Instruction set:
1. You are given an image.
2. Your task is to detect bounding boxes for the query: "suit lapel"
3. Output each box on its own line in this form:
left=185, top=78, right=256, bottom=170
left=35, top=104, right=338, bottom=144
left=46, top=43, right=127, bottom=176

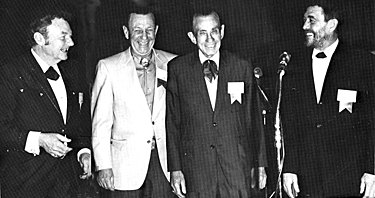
left=123, top=50, right=152, bottom=118
left=24, top=53, right=62, bottom=117
left=59, top=63, right=73, bottom=123
left=305, top=52, right=318, bottom=105
left=189, top=54, right=213, bottom=113
left=213, top=52, right=230, bottom=115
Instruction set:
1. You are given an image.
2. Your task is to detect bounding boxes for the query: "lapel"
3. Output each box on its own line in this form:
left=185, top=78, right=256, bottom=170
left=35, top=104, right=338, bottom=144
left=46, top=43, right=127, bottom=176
left=213, top=51, right=230, bottom=116
left=318, top=43, right=343, bottom=104
left=24, top=53, right=63, bottom=119
left=189, top=51, right=213, bottom=113
left=58, top=63, right=74, bottom=123
left=122, top=49, right=152, bottom=118
left=304, top=49, right=319, bottom=105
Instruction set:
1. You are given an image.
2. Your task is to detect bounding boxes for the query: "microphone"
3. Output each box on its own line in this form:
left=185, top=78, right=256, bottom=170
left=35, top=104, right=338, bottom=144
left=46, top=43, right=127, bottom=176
left=279, top=52, right=291, bottom=71
left=254, top=67, right=263, bottom=79
left=253, top=66, right=272, bottom=113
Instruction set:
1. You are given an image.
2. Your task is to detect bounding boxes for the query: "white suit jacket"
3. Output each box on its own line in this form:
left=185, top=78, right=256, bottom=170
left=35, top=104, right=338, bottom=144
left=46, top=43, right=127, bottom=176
left=91, top=48, right=177, bottom=190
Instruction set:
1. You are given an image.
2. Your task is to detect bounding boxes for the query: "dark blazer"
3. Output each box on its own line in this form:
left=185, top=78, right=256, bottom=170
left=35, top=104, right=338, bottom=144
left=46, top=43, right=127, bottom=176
left=282, top=43, right=375, bottom=197
left=166, top=50, right=267, bottom=195
left=0, top=51, right=91, bottom=198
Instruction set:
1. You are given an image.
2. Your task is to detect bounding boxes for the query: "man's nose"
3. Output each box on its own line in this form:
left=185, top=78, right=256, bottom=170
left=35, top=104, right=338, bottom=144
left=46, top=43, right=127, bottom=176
left=303, top=21, right=310, bottom=30
left=67, top=37, right=74, bottom=46
left=206, top=33, right=214, bottom=42
left=141, top=31, right=147, bottom=39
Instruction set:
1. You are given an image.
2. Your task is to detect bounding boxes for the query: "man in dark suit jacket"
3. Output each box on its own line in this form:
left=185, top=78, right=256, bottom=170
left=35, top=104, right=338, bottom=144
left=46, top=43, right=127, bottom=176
left=166, top=10, right=267, bottom=198
left=0, top=11, right=92, bottom=198
left=282, top=2, right=375, bottom=198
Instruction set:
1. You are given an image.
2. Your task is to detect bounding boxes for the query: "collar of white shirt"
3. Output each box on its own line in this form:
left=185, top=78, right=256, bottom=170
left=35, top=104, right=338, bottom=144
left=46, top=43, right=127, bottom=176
left=198, top=50, right=220, bottom=69
left=312, top=38, right=339, bottom=59
left=31, top=49, right=61, bottom=75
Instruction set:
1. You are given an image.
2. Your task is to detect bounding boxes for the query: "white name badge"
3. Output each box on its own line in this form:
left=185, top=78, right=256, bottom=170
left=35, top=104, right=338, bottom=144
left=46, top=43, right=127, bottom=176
left=228, top=82, right=244, bottom=104
left=337, top=89, right=357, bottom=113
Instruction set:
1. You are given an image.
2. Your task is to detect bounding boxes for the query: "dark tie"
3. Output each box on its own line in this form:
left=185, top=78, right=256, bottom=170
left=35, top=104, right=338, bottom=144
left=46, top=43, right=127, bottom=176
left=45, top=66, right=60, bottom=80
left=316, top=52, right=327, bottom=58
left=203, top=60, right=218, bottom=83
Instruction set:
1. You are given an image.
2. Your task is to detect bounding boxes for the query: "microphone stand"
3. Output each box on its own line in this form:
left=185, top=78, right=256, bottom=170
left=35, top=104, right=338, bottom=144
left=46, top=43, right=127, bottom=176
left=274, top=68, right=285, bottom=198
left=255, top=78, right=272, bottom=126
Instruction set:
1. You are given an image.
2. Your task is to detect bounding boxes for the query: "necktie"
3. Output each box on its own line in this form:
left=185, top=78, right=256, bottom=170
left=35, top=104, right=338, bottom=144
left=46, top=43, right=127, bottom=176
left=316, top=52, right=327, bottom=58
left=45, top=66, right=60, bottom=80
left=203, top=60, right=218, bottom=83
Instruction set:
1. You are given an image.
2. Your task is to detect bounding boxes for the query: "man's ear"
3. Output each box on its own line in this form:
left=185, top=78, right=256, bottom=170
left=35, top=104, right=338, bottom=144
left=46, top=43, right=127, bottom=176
left=34, top=32, right=46, bottom=45
left=328, top=19, right=338, bottom=33
left=220, top=24, right=225, bottom=39
left=187, top=32, right=197, bottom=45
left=122, top=25, right=129, bottom=40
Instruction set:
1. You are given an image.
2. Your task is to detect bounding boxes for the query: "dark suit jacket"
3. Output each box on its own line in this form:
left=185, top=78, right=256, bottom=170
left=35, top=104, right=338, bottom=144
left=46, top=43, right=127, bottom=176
left=166, top=50, right=267, bottom=194
left=0, top=51, right=91, bottom=197
left=282, top=43, right=375, bottom=197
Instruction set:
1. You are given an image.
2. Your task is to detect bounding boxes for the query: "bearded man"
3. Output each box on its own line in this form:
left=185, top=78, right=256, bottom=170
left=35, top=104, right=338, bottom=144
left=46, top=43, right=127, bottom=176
left=281, top=1, right=375, bottom=198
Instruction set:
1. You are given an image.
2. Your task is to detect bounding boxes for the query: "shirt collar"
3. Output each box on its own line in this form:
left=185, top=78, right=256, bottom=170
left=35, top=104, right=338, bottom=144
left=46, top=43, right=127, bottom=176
left=31, top=49, right=59, bottom=73
left=132, top=48, right=154, bottom=63
left=199, top=50, right=220, bottom=68
left=312, top=38, right=339, bottom=59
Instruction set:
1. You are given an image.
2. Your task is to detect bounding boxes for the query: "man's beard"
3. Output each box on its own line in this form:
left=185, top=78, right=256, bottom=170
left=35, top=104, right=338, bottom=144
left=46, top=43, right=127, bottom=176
left=304, top=30, right=327, bottom=49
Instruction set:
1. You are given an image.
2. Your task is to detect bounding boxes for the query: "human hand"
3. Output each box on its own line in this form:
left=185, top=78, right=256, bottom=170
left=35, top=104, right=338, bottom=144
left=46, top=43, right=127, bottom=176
left=259, top=167, right=267, bottom=189
left=79, top=152, right=92, bottom=179
left=171, top=171, right=186, bottom=198
left=360, top=173, right=375, bottom=198
left=251, top=167, right=267, bottom=189
left=283, top=173, right=300, bottom=198
left=39, top=133, right=72, bottom=158
left=97, top=168, right=115, bottom=191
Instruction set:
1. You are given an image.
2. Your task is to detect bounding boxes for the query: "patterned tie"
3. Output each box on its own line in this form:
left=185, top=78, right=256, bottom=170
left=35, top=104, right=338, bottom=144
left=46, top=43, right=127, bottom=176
left=203, top=60, right=218, bottom=83
left=45, top=66, right=60, bottom=80
left=316, top=52, right=327, bottom=58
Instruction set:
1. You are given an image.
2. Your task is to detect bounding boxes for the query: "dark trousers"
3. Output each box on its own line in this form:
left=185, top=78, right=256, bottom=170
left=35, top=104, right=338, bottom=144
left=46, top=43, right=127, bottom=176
left=1, top=157, right=72, bottom=198
left=186, top=157, right=250, bottom=198
left=2, top=169, right=71, bottom=198
left=110, top=149, right=176, bottom=198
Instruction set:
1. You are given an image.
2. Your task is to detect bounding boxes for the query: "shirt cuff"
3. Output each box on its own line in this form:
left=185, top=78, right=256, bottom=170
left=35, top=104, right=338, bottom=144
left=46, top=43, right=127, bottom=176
left=77, top=148, right=91, bottom=162
left=24, top=131, right=41, bottom=156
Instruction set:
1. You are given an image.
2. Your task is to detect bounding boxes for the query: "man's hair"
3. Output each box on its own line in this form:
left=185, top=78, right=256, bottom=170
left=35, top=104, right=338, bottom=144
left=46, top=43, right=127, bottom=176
left=126, top=7, right=156, bottom=29
left=312, top=0, right=341, bottom=33
left=314, top=0, right=340, bottom=22
left=28, top=10, right=72, bottom=47
left=192, top=11, right=221, bottom=36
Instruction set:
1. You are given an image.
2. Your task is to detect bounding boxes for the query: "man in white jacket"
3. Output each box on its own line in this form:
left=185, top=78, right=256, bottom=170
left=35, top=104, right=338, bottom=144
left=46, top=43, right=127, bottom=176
left=91, top=8, right=177, bottom=198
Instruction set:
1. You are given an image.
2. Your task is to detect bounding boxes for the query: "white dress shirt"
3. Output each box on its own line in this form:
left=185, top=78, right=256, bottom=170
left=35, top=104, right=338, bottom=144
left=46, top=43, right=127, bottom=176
left=312, top=39, right=339, bottom=103
left=199, top=50, right=220, bottom=111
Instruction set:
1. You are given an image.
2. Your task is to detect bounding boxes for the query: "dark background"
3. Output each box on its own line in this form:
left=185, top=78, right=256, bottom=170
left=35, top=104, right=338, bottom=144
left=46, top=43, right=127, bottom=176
left=1, top=0, right=374, bottom=196
left=1, top=0, right=374, bottom=83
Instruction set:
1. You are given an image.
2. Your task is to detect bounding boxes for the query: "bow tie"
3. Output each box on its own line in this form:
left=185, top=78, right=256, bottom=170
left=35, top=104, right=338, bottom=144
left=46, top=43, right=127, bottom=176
left=316, top=52, right=327, bottom=58
left=202, top=60, right=218, bottom=83
left=45, top=66, right=60, bottom=80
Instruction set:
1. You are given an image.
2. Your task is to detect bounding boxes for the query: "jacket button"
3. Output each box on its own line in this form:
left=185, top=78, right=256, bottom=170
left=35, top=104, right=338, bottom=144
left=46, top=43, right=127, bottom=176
left=152, top=121, right=155, bottom=125
left=147, top=140, right=151, bottom=143
left=213, top=123, right=217, bottom=127
left=317, top=124, right=322, bottom=128
left=210, top=145, right=215, bottom=149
